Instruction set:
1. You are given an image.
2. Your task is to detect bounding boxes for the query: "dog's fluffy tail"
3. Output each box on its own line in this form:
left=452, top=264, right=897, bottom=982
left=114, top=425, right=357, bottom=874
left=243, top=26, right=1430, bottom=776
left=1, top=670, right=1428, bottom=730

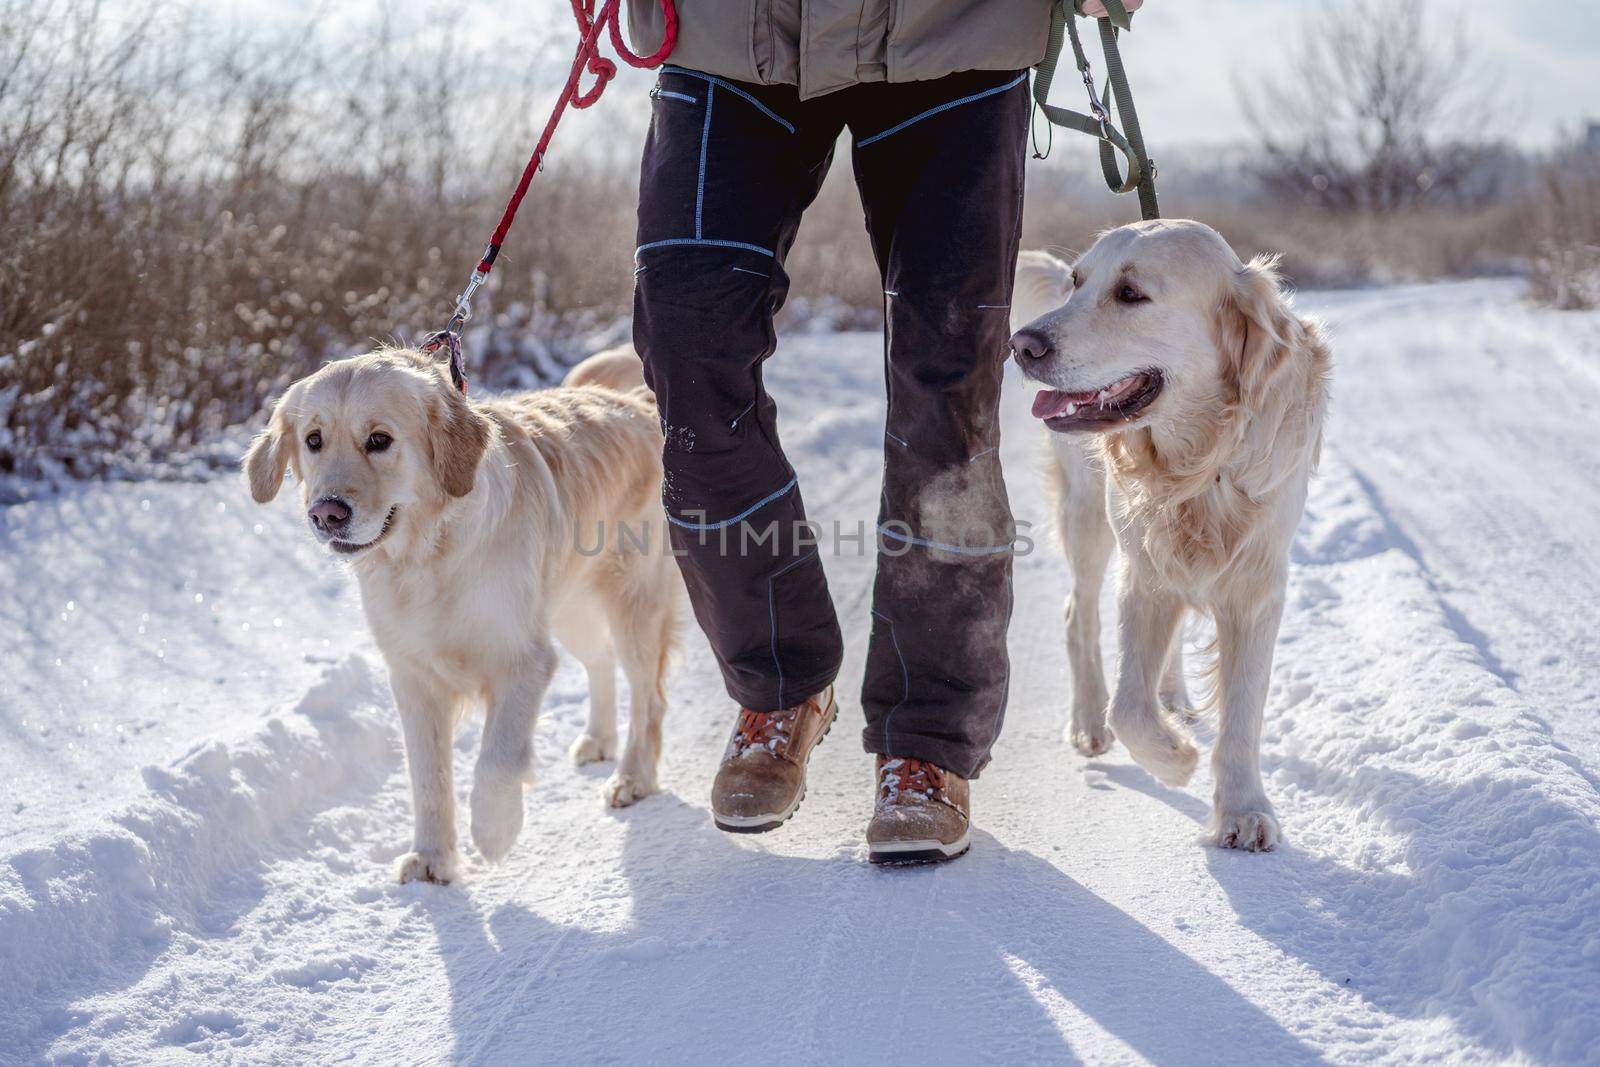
left=562, top=343, right=650, bottom=397
left=1011, top=250, right=1073, bottom=333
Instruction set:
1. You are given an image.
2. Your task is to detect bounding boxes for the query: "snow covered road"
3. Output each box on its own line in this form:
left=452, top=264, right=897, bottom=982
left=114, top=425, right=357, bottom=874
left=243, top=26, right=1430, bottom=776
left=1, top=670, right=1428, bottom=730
left=3, top=280, right=1598, bottom=1064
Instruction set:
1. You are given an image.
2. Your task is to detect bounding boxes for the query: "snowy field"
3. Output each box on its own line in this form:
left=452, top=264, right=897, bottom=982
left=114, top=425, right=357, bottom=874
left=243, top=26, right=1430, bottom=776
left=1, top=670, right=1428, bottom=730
left=3, top=279, right=1599, bottom=1064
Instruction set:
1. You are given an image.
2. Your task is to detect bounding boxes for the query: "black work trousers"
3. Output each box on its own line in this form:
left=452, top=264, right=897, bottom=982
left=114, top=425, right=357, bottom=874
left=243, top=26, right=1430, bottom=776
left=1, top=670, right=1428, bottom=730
left=634, top=64, right=1028, bottom=778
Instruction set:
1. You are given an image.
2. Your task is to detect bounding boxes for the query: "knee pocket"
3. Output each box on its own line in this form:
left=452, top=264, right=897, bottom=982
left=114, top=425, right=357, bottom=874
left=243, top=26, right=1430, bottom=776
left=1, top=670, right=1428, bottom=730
left=636, top=247, right=776, bottom=316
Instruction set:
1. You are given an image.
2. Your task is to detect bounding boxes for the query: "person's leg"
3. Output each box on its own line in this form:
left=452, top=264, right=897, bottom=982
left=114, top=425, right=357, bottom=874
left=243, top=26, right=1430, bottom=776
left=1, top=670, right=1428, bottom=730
left=848, top=69, right=1031, bottom=780
left=633, top=68, right=846, bottom=712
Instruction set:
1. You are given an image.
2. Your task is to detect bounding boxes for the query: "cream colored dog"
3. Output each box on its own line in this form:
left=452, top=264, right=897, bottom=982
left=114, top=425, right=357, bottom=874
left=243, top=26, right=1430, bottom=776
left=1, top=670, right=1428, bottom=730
left=244, top=347, right=678, bottom=883
left=561, top=342, right=646, bottom=392
left=1010, top=220, right=1331, bottom=851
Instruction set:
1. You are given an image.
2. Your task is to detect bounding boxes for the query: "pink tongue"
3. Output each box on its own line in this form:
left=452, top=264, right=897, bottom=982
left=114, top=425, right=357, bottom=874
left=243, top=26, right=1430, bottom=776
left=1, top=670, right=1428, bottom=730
left=1032, top=391, right=1065, bottom=419
left=1033, top=390, right=1087, bottom=419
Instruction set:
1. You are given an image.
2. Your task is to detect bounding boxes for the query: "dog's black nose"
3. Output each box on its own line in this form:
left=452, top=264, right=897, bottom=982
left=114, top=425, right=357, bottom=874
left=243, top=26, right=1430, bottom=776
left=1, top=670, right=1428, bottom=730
left=1010, top=329, right=1055, bottom=362
left=309, top=498, right=352, bottom=533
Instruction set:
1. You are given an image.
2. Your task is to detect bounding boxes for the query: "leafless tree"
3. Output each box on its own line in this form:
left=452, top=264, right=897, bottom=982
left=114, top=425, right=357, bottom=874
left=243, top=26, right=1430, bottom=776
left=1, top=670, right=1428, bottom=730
left=1239, top=0, right=1504, bottom=212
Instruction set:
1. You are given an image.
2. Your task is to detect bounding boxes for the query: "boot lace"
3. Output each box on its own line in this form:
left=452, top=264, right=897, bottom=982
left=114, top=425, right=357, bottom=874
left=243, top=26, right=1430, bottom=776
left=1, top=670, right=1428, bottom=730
left=732, top=706, right=798, bottom=757
left=879, top=757, right=947, bottom=804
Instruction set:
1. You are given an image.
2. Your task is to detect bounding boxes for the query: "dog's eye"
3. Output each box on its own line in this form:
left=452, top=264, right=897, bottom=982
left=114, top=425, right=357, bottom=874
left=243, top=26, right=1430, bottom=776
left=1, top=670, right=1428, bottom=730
left=1116, top=283, right=1148, bottom=305
left=305, top=430, right=322, bottom=452
left=1071, top=270, right=1083, bottom=289
left=366, top=431, right=393, bottom=454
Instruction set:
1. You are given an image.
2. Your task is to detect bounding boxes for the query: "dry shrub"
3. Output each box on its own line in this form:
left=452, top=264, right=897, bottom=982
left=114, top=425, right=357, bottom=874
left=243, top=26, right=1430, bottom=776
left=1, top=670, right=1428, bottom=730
left=781, top=162, right=884, bottom=332
left=2, top=0, right=1587, bottom=493
left=1523, top=141, right=1600, bottom=310
left=1019, top=145, right=1533, bottom=291
left=0, top=0, right=641, bottom=484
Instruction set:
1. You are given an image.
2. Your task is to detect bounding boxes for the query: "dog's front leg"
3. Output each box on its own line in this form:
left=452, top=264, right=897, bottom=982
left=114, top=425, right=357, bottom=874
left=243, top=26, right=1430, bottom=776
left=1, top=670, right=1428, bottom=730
left=392, top=670, right=460, bottom=884
left=1107, top=574, right=1198, bottom=787
left=1058, top=458, right=1116, bottom=757
left=1210, top=589, right=1286, bottom=851
left=470, top=641, right=558, bottom=863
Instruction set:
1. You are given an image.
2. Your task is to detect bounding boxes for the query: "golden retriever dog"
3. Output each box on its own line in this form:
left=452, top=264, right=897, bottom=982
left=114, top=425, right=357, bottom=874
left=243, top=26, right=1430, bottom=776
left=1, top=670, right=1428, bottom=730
left=244, top=347, right=679, bottom=883
left=1010, top=220, right=1331, bottom=851
left=562, top=342, right=647, bottom=393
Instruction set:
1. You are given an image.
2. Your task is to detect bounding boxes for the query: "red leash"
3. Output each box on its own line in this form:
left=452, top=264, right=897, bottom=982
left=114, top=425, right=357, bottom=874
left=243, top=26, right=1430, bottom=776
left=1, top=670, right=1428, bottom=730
left=422, top=0, right=678, bottom=392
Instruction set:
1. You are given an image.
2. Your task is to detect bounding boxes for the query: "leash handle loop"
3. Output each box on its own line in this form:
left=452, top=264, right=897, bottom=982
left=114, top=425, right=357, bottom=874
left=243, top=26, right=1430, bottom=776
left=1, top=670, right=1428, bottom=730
left=1033, top=0, right=1160, bottom=220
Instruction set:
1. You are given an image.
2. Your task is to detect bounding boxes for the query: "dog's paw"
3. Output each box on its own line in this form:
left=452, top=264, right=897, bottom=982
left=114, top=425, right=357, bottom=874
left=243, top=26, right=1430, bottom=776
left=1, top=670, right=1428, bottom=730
left=1213, top=808, right=1281, bottom=852
left=470, top=770, right=526, bottom=863
left=602, top=769, right=659, bottom=808
left=1162, top=690, right=1201, bottom=722
left=396, top=848, right=460, bottom=885
left=1110, top=706, right=1198, bottom=787
left=1067, top=721, right=1116, bottom=758
left=569, top=732, right=616, bottom=766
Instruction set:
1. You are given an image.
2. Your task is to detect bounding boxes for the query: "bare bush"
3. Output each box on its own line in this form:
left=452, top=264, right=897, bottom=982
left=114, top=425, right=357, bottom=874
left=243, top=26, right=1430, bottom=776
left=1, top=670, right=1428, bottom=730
left=1239, top=0, right=1506, bottom=213
left=1, top=0, right=1584, bottom=492
left=781, top=161, right=884, bottom=332
left=1524, top=136, right=1600, bottom=310
left=0, top=0, right=639, bottom=485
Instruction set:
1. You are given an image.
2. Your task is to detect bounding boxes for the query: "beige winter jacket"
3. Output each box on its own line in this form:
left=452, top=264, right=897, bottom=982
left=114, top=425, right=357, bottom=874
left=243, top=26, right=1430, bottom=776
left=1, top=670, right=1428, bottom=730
left=627, top=0, right=1055, bottom=100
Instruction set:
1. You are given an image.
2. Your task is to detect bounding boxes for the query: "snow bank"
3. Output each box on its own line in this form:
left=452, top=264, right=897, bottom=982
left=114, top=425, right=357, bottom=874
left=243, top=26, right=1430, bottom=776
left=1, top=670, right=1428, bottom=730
left=0, top=476, right=377, bottom=851
left=1255, top=448, right=1600, bottom=1062
left=0, top=656, right=398, bottom=1052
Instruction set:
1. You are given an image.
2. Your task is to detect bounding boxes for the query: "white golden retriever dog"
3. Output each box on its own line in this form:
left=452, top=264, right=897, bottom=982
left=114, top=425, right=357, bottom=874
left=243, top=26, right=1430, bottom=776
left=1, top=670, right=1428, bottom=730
left=245, top=347, right=678, bottom=883
left=1010, top=220, right=1331, bottom=851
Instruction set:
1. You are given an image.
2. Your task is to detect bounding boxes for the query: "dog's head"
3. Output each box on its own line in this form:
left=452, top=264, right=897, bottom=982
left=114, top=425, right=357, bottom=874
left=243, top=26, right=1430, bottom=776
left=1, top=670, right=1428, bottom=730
left=1011, top=219, right=1298, bottom=436
left=243, top=349, right=490, bottom=559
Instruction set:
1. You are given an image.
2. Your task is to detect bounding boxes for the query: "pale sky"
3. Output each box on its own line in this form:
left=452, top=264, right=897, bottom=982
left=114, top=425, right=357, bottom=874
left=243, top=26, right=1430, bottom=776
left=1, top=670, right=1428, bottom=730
left=210, top=1, right=1600, bottom=148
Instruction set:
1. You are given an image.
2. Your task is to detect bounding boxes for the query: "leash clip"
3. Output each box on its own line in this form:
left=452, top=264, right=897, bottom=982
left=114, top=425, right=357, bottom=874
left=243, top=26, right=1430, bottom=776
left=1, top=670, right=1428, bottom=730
left=421, top=268, right=486, bottom=395
left=449, top=269, right=488, bottom=329
left=1077, top=59, right=1111, bottom=140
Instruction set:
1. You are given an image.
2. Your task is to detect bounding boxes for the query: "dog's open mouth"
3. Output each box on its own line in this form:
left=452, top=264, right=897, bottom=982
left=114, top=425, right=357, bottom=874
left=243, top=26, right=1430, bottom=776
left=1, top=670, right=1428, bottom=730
left=329, top=507, right=399, bottom=555
left=1030, top=371, right=1163, bottom=432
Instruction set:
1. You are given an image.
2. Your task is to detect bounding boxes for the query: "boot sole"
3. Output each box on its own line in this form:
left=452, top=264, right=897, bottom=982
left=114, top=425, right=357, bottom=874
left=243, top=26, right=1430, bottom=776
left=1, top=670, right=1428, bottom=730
left=868, top=829, right=972, bottom=866
left=712, top=694, right=837, bottom=835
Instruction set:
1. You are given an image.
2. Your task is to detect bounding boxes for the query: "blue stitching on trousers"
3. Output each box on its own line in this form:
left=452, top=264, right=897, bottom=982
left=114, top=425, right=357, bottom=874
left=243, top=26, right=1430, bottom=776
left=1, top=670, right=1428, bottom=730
left=769, top=549, right=819, bottom=708
left=666, top=476, right=797, bottom=530
left=872, top=609, right=911, bottom=753
left=635, top=238, right=776, bottom=260
left=695, top=84, right=715, bottom=239
left=878, top=524, right=1016, bottom=556
left=663, top=66, right=796, bottom=132
left=651, top=87, right=698, bottom=104
left=856, top=72, right=1029, bottom=147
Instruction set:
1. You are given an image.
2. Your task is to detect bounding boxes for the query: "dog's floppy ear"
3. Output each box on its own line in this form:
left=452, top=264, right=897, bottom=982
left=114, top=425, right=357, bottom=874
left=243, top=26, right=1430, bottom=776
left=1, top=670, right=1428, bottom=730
left=1011, top=249, right=1074, bottom=329
left=243, top=395, right=293, bottom=503
left=1217, top=254, right=1298, bottom=407
left=427, top=372, right=491, bottom=498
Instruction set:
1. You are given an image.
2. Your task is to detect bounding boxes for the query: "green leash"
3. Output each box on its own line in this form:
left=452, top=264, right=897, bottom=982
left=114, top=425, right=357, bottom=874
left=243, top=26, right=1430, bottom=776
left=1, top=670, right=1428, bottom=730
left=1032, top=0, right=1161, bottom=221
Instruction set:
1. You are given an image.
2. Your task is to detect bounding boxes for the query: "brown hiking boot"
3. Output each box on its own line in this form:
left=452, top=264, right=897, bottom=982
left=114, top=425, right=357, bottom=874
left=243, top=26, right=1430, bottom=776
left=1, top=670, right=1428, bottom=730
left=867, top=756, right=971, bottom=865
left=711, top=686, right=837, bottom=833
